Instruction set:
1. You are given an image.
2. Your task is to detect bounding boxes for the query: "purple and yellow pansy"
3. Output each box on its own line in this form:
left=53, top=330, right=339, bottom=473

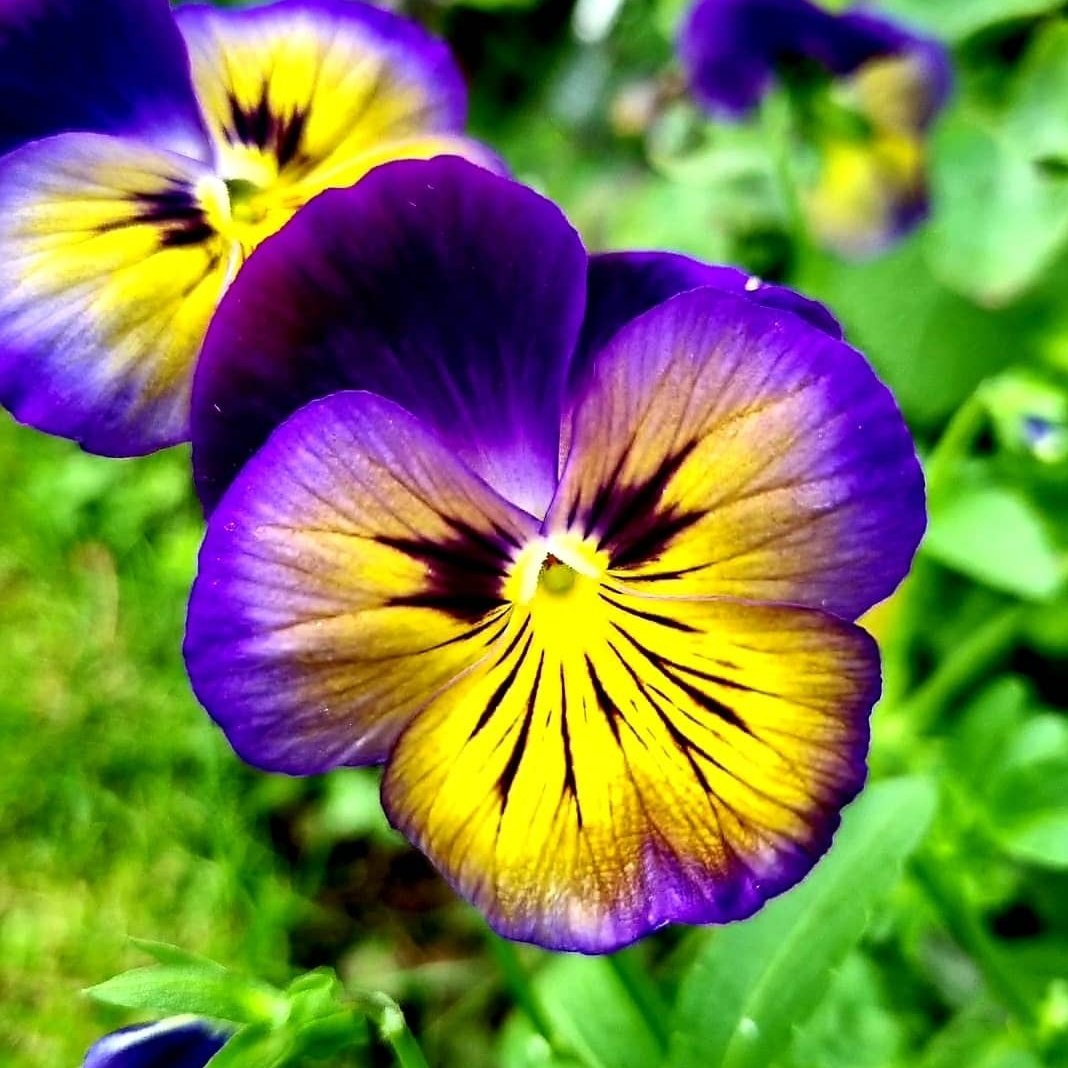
left=84, top=1017, right=227, bottom=1068
left=184, top=157, right=925, bottom=952
left=0, top=0, right=481, bottom=455
left=678, top=0, right=951, bottom=256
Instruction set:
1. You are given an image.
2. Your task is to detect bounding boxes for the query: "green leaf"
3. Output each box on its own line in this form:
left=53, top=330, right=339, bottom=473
left=205, top=1026, right=294, bottom=1068
left=797, top=238, right=1024, bottom=430
left=1007, top=20, right=1068, bottom=163
left=86, top=965, right=286, bottom=1025
left=872, top=0, right=1062, bottom=42
left=924, top=474, right=1064, bottom=600
left=783, top=954, right=905, bottom=1068
left=128, top=939, right=227, bottom=971
left=667, top=777, right=937, bottom=1068
left=499, top=956, right=664, bottom=1068
left=925, top=115, right=1068, bottom=305
left=988, top=714, right=1068, bottom=868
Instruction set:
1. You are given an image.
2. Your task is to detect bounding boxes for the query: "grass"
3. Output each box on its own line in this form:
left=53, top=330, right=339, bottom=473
left=0, top=420, right=299, bottom=1065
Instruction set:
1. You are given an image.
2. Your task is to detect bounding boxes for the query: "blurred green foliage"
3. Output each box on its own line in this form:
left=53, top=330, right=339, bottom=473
left=5, top=0, right=1068, bottom=1065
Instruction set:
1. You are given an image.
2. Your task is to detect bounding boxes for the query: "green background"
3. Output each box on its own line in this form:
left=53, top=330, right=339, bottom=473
left=3, top=0, right=1068, bottom=1064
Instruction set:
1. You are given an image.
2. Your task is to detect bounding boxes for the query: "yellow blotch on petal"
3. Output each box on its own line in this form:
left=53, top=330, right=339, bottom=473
left=804, top=132, right=924, bottom=258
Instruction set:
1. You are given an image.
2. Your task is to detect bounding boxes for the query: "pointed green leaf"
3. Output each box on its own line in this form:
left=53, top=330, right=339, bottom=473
left=667, top=777, right=937, bottom=1068
left=86, top=965, right=286, bottom=1025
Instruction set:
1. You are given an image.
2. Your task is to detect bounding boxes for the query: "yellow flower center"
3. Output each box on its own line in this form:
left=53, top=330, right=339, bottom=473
left=503, top=534, right=612, bottom=647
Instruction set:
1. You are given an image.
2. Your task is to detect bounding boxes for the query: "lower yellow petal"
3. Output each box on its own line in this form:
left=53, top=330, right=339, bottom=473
left=382, top=558, right=879, bottom=951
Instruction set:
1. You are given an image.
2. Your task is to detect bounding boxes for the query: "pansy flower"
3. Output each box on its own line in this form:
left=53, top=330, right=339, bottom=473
left=678, top=0, right=951, bottom=256
left=185, top=157, right=925, bottom=952
left=0, top=0, right=481, bottom=455
left=84, top=1017, right=227, bottom=1068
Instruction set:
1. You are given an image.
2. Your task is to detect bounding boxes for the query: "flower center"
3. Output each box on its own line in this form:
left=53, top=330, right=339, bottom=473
left=539, top=555, right=578, bottom=596
left=502, top=534, right=612, bottom=646
left=225, top=177, right=272, bottom=226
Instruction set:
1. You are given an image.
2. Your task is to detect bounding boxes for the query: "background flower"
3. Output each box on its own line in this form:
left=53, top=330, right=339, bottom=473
left=678, top=0, right=951, bottom=255
left=0, top=0, right=482, bottom=455
left=83, top=1018, right=227, bottom=1068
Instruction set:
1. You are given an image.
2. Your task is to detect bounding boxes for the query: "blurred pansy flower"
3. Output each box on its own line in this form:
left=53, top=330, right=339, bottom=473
left=0, top=0, right=481, bottom=455
left=184, top=157, right=925, bottom=952
left=678, top=0, right=951, bottom=256
left=84, top=1017, right=227, bottom=1068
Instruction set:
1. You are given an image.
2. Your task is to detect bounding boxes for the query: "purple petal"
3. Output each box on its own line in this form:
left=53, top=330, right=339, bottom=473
left=191, top=156, right=586, bottom=517
left=0, top=0, right=208, bottom=160
left=679, top=0, right=950, bottom=124
left=84, top=1018, right=226, bottom=1068
left=547, top=286, right=926, bottom=620
left=572, top=250, right=840, bottom=398
left=185, top=390, right=538, bottom=775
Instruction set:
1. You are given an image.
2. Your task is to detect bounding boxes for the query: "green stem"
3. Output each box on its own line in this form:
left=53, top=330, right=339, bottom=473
left=894, top=605, right=1024, bottom=733
left=486, top=935, right=557, bottom=1046
left=606, top=950, right=670, bottom=1053
left=761, top=90, right=811, bottom=253
left=925, top=387, right=988, bottom=505
left=912, top=853, right=1036, bottom=1028
left=355, top=992, right=431, bottom=1068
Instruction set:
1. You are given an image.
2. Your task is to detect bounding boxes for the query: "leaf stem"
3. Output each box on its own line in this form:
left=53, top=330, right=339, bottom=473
left=606, top=950, right=670, bottom=1053
left=761, top=90, right=814, bottom=261
left=893, top=604, right=1024, bottom=733
left=354, top=991, right=431, bottom=1068
left=925, top=386, right=988, bottom=505
left=486, top=934, right=557, bottom=1044
left=911, top=852, right=1036, bottom=1028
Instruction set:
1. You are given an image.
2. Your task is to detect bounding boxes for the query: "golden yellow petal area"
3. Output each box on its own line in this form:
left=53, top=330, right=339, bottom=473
left=804, top=132, right=925, bottom=258
left=848, top=52, right=935, bottom=135
left=176, top=4, right=480, bottom=255
left=382, top=532, right=879, bottom=951
left=0, top=131, right=236, bottom=452
left=186, top=393, right=541, bottom=772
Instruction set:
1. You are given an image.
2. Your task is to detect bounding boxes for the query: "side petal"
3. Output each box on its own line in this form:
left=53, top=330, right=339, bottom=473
left=382, top=592, right=878, bottom=952
left=546, top=287, right=925, bottom=620
left=0, top=0, right=208, bottom=160
left=804, top=133, right=928, bottom=259
left=0, top=133, right=234, bottom=455
left=185, top=391, right=539, bottom=775
left=572, top=250, right=841, bottom=399
left=678, top=0, right=834, bottom=118
left=84, top=1017, right=227, bottom=1068
left=678, top=0, right=950, bottom=125
left=175, top=0, right=471, bottom=226
left=191, top=157, right=586, bottom=516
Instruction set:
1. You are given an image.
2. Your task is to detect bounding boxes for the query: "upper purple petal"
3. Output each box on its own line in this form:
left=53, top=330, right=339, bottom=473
left=679, top=0, right=950, bottom=124
left=191, top=156, right=587, bottom=518
left=0, top=0, right=209, bottom=160
left=84, top=1018, right=227, bottom=1068
left=572, top=250, right=840, bottom=399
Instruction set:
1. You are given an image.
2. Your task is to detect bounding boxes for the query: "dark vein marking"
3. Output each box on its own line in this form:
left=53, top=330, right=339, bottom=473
left=609, top=623, right=752, bottom=735
left=469, top=622, right=532, bottom=739
left=498, top=652, right=545, bottom=806
left=99, top=183, right=217, bottom=250
left=559, top=664, right=583, bottom=828
left=585, top=654, right=624, bottom=745
left=378, top=515, right=515, bottom=623
left=574, top=439, right=705, bottom=571
left=598, top=592, right=701, bottom=632
left=226, top=86, right=309, bottom=170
